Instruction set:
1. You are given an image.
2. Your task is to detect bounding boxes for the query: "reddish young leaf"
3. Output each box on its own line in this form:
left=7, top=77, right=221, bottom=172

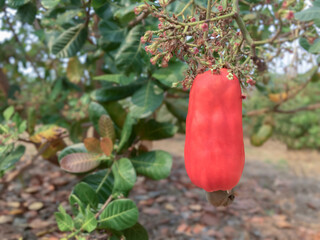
left=100, top=137, right=113, bottom=156
left=98, top=115, right=115, bottom=141
left=60, top=153, right=101, bottom=173
left=84, top=137, right=102, bottom=154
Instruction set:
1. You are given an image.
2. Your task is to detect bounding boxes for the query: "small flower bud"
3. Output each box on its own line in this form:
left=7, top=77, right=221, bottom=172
left=191, top=17, right=196, bottom=22
left=218, top=5, right=223, bottom=12
left=134, top=7, right=141, bottom=15
left=145, top=42, right=158, bottom=55
left=241, top=94, right=247, bottom=99
left=201, top=23, right=209, bottom=32
left=150, top=54, right=161, bottom=65
left=193, top=47, right=199, bottom=54
left=286, top=10, right=294, bottom=20
left=163, top=52, right=173, bottom=62
left=282, top=1, right=287, bottom=8
left=161, top=59, right=168, bottom=68
left=134, top=4, right=147, bottom=15
left=140, top=36, right=146, bottom=44
left=246, top=78, right=256, bottom=86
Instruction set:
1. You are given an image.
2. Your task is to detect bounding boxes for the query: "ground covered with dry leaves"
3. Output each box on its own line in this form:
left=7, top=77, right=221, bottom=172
left=1, top=135, right=320, bottom=240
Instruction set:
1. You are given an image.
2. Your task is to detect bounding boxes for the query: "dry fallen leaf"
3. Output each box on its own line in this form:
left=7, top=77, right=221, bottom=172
left=192, top=223, right=205, bottom=234
left=189, top=204, right=202, bottom=211
left=0, top=215, right=14, bottom=224
left=28, top=202, right=44, bottom=211
left=142, top=208, right=161, bottom=215
left=29, top=219, right=51, bottom=229
left=176, top=223, right=188, bottom=233
left=164, top=203, right=175, bottom=212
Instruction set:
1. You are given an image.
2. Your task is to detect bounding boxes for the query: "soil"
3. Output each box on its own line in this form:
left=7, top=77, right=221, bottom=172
left=1, top=135, right=320, bottom=240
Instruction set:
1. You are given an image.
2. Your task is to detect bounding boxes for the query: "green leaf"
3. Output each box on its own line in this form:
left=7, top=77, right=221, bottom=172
left=69, top=121, right=85, bottom=143
left=69, top=194, right=85, bottom=216
left=88, top=102, right=108, bottom=134
left=135, top=119, right=177, bottom=140
left=115, top=25, right=143, bottom=74
left=314, top=0, right=320, bottom=7
left=169, top=0, right=192, bottom=16
left=299, top=37, right=311, bottom=51
left=165, top=98, right=188, bottom=121
left=51, top=24, right=88, bottom=58
left=99, top=20, right=127, bottom=43
left=17, top=2, right=37, bottom=24
left=295, top=7, right=320, bottom=21
left=130, top=150, right=172, bottom=180
left=54, top=205, right=74, bottom=232
left=0, top=145, right=25, bottom=175
left=99, top=199, right=138, bottom=231
left=3, top=106, right=14, bottom=121
left=153, top=61, right=188, bottom=87
left=74, top=182, right=99, bottom=208
left=91, top=83, right=142, bottom=103
left=82, top=169, right=114, bottom=203
left=42, top=0, right=60, bottom=9
left=67, top=57, right=83, bottom=83
left=129, top=80, right=164, bottom=118
left=123, top=223, right=149, bottom=240
left=102, top=101, right=127, bottom=128
left=18, top=120, right=27, bottom=134
left=56, top=10, right=82, bottom=25
left=93, top=74, right=135, bottom=85
left=8, top=0, right=30, bottom=8
left=81, top=206, right=97, bottom=233
left=314, top=18, right=320, bottom=27
left=118, top=114, right=136, bottom=152
left=113, top=4, right=138, bottom=25
left=92, top=0, right=112, bottom=20
left=221, top=0, right=227, bottom=10
left=58, top=143, right=87, bottom=162
left=112, top=158, right=136, bottom=193
left=60, top=153, right=101, bottom=173
left=308, top=39, right=320, bottom=53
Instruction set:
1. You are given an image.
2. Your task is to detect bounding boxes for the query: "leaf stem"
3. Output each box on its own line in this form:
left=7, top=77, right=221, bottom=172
left=176, top=0, right=194, bottom=17
left=95, top=195, right=113, bottom=219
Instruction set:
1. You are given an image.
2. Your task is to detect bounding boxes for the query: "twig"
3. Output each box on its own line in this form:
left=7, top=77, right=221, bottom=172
left=274, top=103, right=320, bottom=114
left=129, top=10, right=150, bottom=27
left=253, top=19, right=283, bottom=45
left=95, top=195, right=113, bottom=219
left=245, top=103, right=320, bottom=117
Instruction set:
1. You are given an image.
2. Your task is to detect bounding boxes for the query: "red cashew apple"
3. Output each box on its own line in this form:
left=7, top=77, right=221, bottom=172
left=184, top=68, right=245, bottom=205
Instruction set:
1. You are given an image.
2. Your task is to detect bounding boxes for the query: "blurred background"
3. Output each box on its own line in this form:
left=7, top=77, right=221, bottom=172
left=0, top=0, right=320, bottom=239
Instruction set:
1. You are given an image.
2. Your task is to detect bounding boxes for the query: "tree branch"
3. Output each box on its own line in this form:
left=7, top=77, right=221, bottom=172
left=246, top=103, right=320, bottom=117
left=129, top=10, right=150, bottom=27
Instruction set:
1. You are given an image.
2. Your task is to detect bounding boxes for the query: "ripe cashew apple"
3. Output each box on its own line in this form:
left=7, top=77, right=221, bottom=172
left=184, top=69, right=245, bottom=197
